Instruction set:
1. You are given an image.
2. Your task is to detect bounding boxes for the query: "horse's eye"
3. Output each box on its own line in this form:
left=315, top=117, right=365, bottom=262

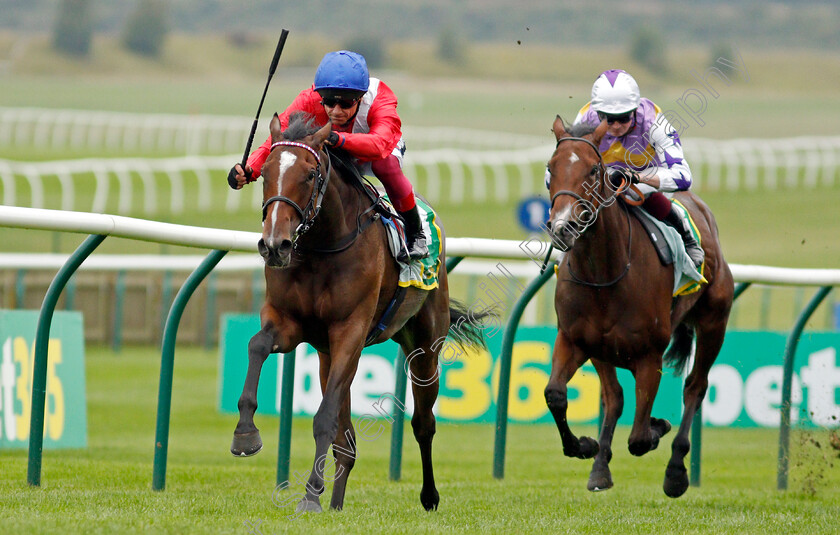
left=307, top=169, right=317, bottom=181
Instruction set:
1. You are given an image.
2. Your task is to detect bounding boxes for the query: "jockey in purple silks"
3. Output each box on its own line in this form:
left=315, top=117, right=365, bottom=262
left=568, top=69, right=704, bottom=269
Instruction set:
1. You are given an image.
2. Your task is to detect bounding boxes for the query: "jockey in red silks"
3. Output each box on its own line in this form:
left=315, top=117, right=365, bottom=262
left=230, top=50, right=428, bottom=261
left=569, top=69, right=704, bottom=269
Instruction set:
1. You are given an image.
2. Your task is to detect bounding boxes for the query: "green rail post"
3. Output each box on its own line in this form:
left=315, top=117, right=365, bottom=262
left=777, top=285, right=833, bottom=491
left=160, top=271, right=173, bottom=346
left=493, top=260, right=557, bottom=479
left=389, top=349, right=408, bottom=481
left=27, top=234, right=106, bottom=487
left=204, top=272, right=218, bottom=350
left=153, top=249, right=227, bottom=491
left=276, top=350, right=297, bottom=486
left=65, top=275, right=77, bottom=311
left=387, top=256, right=463, bottom=481
left=112, top=270, right=126, bottom=353
left=689, top=281, right=751, bottom=487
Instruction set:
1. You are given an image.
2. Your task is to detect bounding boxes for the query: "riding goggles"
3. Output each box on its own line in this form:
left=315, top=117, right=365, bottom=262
left=321, top=97, right=360, bottom=109
left=597, top=111, right=634, bottom=124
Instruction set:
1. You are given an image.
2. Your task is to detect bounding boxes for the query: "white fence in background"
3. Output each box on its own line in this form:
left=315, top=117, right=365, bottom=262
left=0, top=106, right=546, bottom=154
left=1, top=107, right=838, bottom=214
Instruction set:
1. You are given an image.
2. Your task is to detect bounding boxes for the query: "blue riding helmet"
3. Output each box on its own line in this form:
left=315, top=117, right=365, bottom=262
left=313, top=50, right=369, bottom=100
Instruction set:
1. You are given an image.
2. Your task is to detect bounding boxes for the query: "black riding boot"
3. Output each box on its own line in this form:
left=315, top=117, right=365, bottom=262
left=663, top=204, right=704, bottom=269
left=398, top=205, right=429, bottom=261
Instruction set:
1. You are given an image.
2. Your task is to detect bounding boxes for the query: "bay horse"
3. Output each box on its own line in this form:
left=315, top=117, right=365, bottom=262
left=544, top=117, right=734, bottom=497
left=231, top=112, right=487, bottom=513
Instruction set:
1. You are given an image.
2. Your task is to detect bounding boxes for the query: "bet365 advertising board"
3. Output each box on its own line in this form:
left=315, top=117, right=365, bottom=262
left=0, top=310, right=87, bottom=449
left=219, top=314, right=840, bottom=429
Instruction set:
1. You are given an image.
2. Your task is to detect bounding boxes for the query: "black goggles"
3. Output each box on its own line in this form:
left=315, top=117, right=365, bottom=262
left=321, top=97, right=359, bottom=109
left=597, top=111, right=634, bottom=124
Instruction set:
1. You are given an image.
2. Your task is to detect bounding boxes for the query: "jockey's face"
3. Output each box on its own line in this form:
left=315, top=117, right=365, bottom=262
left=598, top=111, right=635, bottom=137
left=323, top=98, right=359, bottom=128
left=607, top=119, right=634, bottom=137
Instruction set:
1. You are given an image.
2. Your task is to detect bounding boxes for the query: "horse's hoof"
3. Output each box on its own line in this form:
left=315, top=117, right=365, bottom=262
left=577, top=436, right=600, bottom=459
left=420, top=487, right=440, bottom=511
left=663, top=463, right=689, bottom=498
left=587, top=471, right=613, bottom=492
left=296, top=497, right=323, bottom=513
left=651, top=417, right=672, bottom=438
left=230, top=431, right=263, bottom=457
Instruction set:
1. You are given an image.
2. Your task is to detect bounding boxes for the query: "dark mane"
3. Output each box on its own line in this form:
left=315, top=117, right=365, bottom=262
left=566, top=121, right=597, bottom=138
left=282, top=111, right=320, bottom=141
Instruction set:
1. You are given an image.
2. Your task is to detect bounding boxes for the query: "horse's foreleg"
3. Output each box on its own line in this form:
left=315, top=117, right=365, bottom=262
left=231, top=326, right=275, bottom=456
left=545, top=332, right=598, bottom=459
left=587, top=361, right=623, bottom=491
left=627, top=355, right=670, bottom=457
left=298, top=342, right=362, bottom=514
left=664, top=322, right=725, bottom=498
left=329, top=395, right=355, bottom=511
left=406, top=341, right=441, bottom=512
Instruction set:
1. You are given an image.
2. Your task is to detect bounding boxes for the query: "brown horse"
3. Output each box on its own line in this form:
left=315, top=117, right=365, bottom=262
left=230, top=113, right=487, bottom=513
left=544, top=117, right=734, bottom=498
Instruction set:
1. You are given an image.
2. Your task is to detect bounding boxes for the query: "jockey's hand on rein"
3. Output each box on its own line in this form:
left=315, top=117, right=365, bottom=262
left=608, top=167, right=640, bottom=189
left=227, top=164, right=253, bottom=190
left=326, top=132, right=340, bottom=146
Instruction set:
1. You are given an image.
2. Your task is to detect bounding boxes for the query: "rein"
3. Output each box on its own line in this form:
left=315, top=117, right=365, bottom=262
left=261, top=140, right=380, bottom=254
left=550, top=135, right=634, bottom=288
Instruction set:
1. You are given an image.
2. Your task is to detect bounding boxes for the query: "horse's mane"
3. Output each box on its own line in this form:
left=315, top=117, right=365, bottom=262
left=282, top=111, right=371, bottom=195
left=282, top=111, right=320, bottom=141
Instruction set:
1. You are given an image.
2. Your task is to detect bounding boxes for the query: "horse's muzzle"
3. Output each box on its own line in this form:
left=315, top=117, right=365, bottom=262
left=258, top=237, right=293, bottom=268
left=548, top=219, right=579, bottom=252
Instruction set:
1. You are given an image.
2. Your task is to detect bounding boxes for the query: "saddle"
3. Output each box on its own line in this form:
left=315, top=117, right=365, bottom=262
left=627, top=204, right=673, bottom=266
left=622, top=199, right=707, bottom=296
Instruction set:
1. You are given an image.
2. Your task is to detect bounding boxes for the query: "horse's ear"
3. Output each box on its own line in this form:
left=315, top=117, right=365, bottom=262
left=270, top=113, right=283, bottom=143
left=591, top=119, right=608, bottom=146
left=552, top=115, right=567, bottom=141
left=311, top=122, right=332, bottom=149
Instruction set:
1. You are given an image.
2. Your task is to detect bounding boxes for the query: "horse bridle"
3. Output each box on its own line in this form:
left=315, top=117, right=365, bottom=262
left=549, top=135, right=633, bottom=287
left=261, top=141, right=332, bottom=244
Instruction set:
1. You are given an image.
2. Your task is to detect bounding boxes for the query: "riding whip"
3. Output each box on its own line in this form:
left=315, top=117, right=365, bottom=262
left=229, top=29, right=290, bottom=188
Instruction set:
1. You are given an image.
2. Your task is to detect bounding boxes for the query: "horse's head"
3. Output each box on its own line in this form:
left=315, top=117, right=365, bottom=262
left=258, top=112, right=331, bottom=268
left=545, top=116, right=612, bottom=250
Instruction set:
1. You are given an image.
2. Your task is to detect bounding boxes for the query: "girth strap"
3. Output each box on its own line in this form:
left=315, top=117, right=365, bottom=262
left=364, top=286, right=408, bottom=346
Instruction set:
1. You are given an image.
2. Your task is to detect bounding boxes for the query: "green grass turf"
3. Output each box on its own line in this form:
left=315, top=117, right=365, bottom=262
left=1, top=345, right=838, bottom=534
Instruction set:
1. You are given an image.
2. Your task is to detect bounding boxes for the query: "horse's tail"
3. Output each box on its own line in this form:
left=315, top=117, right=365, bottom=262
left=448, top=298, right=495, bottom=352
left=663, top=322, right=695, bottom=375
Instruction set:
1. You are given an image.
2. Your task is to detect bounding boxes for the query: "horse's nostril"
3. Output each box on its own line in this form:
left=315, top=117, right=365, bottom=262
left=278, top=239, right=293, bottom=252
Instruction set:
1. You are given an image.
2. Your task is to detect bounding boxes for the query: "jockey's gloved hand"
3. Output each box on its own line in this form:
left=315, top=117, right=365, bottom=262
left=228, top=164, right=253, bottom=190
left=608, top=167, right=640, bottom=189
left=326, top=132, right=340, bottom=146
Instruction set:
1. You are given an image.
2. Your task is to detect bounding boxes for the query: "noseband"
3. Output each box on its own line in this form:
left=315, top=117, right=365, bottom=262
left=261, top=141, right=332, bottom=243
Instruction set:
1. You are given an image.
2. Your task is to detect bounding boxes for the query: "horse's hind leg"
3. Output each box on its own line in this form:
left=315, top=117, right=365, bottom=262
left=231, top=326, right=274, bottom=456
left=664, top=321, right=727, bottom=498
left=627, top=354, right=671, bottom=456
left=329, top=394, right=356, bottom=510
left=404, top=337, right=441, bottom=511
left=545, top=331, right=599, bottom=459
left=588, top=361, right=623, bottom=491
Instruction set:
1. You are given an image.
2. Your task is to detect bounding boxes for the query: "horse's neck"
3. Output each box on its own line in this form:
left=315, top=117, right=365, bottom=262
left=568, top=202, right=629, bottom=278
left=307, top=171, right=361, bottom=241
